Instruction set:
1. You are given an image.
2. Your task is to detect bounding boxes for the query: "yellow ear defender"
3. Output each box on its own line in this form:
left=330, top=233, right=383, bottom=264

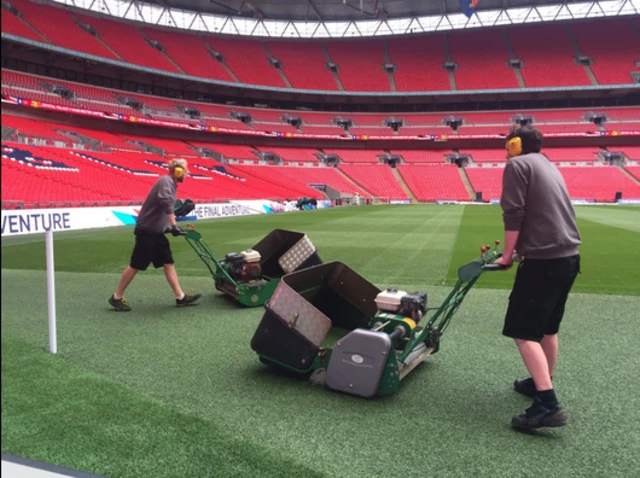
left=170, top=159, right=187, bottom=179
left=508, top=136, right=523, bottom=156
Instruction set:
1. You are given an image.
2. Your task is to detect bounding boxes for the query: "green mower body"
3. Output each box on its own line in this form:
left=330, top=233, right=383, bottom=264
left=184, top=227, right=322, bottom=307
left=250, top=242, right=505, bottom=397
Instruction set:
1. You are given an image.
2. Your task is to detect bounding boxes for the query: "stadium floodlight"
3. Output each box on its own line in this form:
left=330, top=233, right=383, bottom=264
left=51, top=0, right=638, bottom=38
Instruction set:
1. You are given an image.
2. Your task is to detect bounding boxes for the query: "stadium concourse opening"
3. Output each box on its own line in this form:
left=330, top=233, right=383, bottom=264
left=1, top=0, right=640, bottom=477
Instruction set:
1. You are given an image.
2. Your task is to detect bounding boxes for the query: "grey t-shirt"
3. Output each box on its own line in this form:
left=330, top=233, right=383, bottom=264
left=135, top=175, right=177, bottom=235
left=500, top=152, right=582, bottom=259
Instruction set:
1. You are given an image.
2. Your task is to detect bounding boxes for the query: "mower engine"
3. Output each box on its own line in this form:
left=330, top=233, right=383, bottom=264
left=224, top=250, right=263, bottom=283
left=373, top=288, right=428, bottom=338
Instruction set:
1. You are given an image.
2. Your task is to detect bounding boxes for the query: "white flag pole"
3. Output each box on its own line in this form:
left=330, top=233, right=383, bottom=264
left=45, top=228, right=57, bottom=354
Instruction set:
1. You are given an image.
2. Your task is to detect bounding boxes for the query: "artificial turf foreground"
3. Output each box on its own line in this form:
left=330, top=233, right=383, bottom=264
left=2, top=204, right=639, bottom=478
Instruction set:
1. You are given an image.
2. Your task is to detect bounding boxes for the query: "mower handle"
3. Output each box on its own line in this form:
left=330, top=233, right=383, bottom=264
left=483, top=253, right=522, bottom=271
left=482, top=263, right=509, bottom=271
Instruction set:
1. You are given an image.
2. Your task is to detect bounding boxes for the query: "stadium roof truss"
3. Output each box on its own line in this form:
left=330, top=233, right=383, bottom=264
left=51, top=0, right=640, bottom=38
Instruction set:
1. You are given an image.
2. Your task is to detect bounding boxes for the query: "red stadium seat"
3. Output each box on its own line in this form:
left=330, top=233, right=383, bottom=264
left=398, top=164, right=470, bottom=202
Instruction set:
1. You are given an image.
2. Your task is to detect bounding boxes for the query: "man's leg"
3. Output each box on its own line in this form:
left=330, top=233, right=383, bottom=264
left=115, top=266, right=138, bottom=299
left=541, top=334, right=559, bottom=377
left=511, top=334, right=565, bottom=431
left=154, top=236, right=201, bottom=307
left=503, top=260, right=567, bottom=429
left=514, top=338, right=552, bottom=392
left=109, top=267, right=138, bottom=312
left=163, top=263, right=184, bottom=298
left=110, top=229, right=151, bottom=311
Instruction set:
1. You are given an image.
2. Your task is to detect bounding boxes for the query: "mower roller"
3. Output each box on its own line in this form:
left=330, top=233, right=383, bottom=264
left=250, top=240, right=511, bottom=398
left=183, top=226, right=322, bottom=307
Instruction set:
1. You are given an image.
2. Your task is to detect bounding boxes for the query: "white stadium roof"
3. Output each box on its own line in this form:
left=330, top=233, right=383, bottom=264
left=51, top=0, right=639, bottom=38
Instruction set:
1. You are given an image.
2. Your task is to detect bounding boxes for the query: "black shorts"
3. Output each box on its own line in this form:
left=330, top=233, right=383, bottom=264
left=503, top=254, right=580, bottom=342
left=129, top=227, right=174, bottom=271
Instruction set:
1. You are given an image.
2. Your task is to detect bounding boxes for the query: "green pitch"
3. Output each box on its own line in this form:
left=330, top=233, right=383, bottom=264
left=2, top=205, right=639, bottom=478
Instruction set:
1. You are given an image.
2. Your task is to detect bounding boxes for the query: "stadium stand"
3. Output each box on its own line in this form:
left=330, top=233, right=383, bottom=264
left=2, top=1, right=639, bottom=209
left=140, top=28, right=235, bottom=82
left=6, top=0, right=119, bottom=60
left=349, top=127, right=395, bottom=136
left=456, top=126, right=511, bottom=136
left=464, top=165, right=640, bottom=203
left=299, top=126, right=349, bottom=136
left=204, top=37, right=286, bottom=88
left=386, top=36, right=451, bottom=92
left=625, top=166, right=640, bottom=182
left=448, top=29, right=518, bottom=90
left=1, top=0, right=46, bottom=43
left=1, top=0, right=635, bottom=92
left=391, top=149, right=449, bottom=164
left=398, top=165, right=470, bottom=202
left=1, top=115, right=72, bottom=144
left=466, top=165, right=640, bottom=202
left=187, top=142, right=259, bottom=161
left=464, top=168, right=505, bottom=201
left=255, top=147, right=320, bottom=163
left=121, top=135, right=199, bottom=157
left=3, top=69, right=637, bottom=139
left=228, top=165, right=326, bottom=198
left=266, top=41, right=339, bottom=91
left=606, top=122, right=640, bottom=132
left=265, top=166, right=370, bottom=198
left=321, top=149, right=383, bottom=164
left=339, top=164, right=408, bottom=201
left=542, top=147, right=602, bottom=162
left=508, top=24, right=591, bottom=87
left=325, top=40, right=390, bottom=92
left=458, top=149, right=506, bottom=164
left=559, top=167, right=640, bottom=202
left=73, top=12, right=180, bottom=72
left=621, top=147, right=640, bottom=160
left=1, top=142, right=342, bottom=206
left=570, top=20, right=638, bottom=85
left=604, top=108, right=640, bottom=121
left=534, top=124, right=601, bottom=134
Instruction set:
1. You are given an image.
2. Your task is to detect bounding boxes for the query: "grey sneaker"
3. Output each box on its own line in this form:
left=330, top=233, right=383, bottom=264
left=109, top=295, right=131, bottom=312
left=176, top=291, right=201, bottom=307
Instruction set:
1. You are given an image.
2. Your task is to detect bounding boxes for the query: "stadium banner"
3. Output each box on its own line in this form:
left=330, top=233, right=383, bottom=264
left=4, top=95, right=639, bottom=142
left=0, top=200, right=297, bottom=237
left=390, top=200, right=412, bottom=204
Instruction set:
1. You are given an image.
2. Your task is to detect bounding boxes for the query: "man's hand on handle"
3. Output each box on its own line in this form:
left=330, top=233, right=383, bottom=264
left=487, top=251, right=521, bottom=271
left=165, top=224, right=187, bottom=236
left=494, top=255, right=514, bottom=270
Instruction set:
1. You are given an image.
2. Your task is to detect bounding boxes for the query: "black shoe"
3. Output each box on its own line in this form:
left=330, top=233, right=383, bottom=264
left=514, top=377, right=538, bottom=397
left=176, top=292, right=201, bottom=307
left=512, top=397, right=567, bottom=430
left=109, top=295, right=131, bottom=312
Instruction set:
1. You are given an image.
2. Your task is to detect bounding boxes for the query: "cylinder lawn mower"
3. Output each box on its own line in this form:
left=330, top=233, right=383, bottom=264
left=250, top=241, right=510, bottom=398
left=183, top=226, right=322, bottom=307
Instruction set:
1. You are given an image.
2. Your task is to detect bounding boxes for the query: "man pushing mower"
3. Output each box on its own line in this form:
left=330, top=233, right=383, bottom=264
left=494, top=126, right=581, bottom=431
left=109, top=158, right=201, bottom=312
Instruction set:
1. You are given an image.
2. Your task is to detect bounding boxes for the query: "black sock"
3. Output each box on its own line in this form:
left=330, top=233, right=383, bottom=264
left=537, top=389, right=559, bottom=409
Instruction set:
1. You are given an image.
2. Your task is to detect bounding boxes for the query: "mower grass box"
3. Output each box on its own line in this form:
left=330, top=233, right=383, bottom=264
left=251, top=242, right=506, bottom=398
left=184, top=227, right=322, bottom=307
